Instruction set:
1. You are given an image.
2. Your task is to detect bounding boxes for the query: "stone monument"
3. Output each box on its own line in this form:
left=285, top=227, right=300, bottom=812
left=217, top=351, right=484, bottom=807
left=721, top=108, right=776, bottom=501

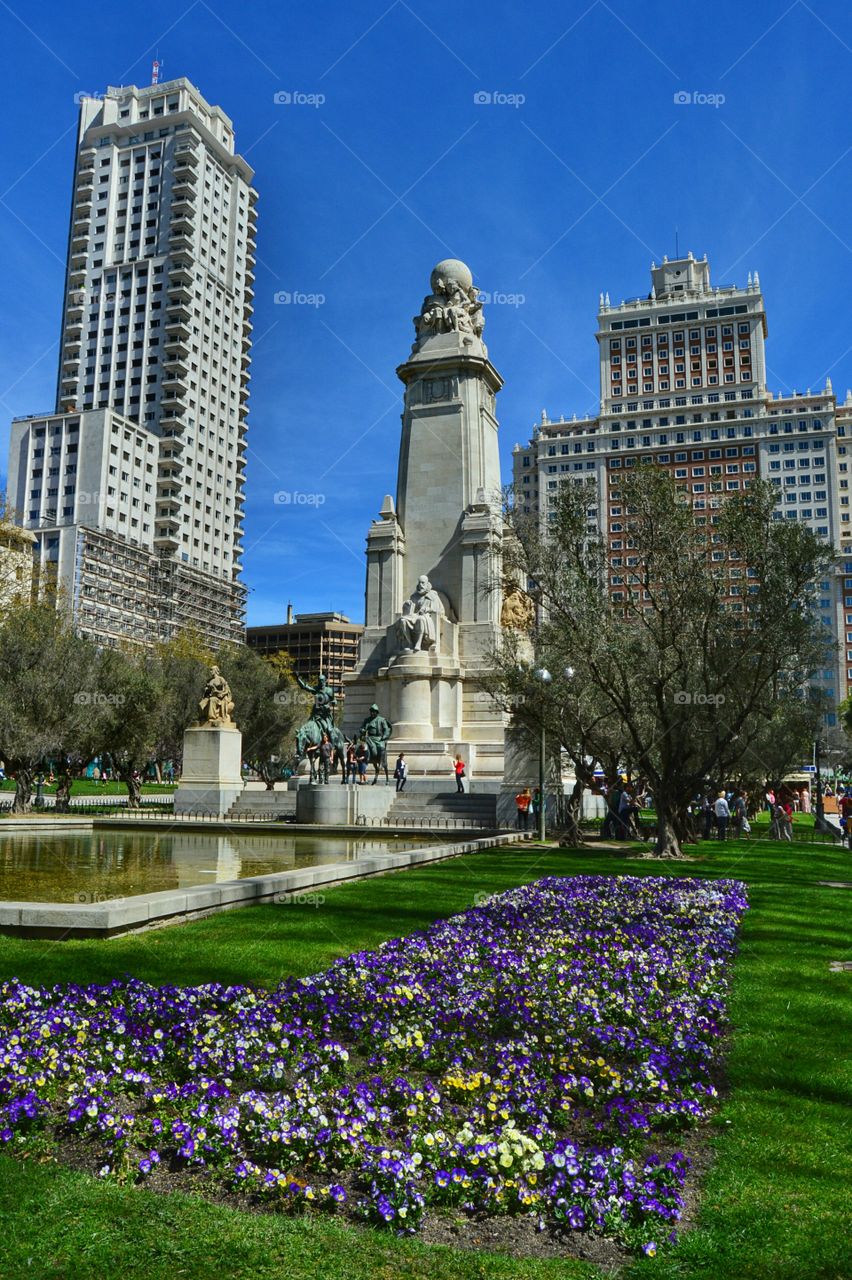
left=343, top=258, right=506, bottom=783
left=174, top=665, right=244, bottom=817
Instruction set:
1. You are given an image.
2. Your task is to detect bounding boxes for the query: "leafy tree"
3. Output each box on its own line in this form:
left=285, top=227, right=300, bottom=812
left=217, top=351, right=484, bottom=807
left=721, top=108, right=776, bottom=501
left=90, top=647, right=163, bottom=807
left=481, top=629, right=626, bottom=844
left=503, top=468, right=834, bottom=856
left=732, top=690, right=826, bottom=810
left=151, top=629, right=212, bottom=767
left=0, top=602, right=95, bottom=812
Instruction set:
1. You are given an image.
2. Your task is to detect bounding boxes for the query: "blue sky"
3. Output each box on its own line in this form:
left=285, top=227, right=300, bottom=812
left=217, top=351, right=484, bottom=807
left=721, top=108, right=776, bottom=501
left=2, top=0, right=852, bottom=624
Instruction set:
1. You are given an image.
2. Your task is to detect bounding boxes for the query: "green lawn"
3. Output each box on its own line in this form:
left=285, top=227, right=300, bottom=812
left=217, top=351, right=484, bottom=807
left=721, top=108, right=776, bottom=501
left=0, top=837, right=850, bottom=1280
left=0, top=779, right=176, bottom=795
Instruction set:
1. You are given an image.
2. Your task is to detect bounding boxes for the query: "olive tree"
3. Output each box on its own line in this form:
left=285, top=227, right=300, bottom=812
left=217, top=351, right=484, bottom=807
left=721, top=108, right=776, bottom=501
left=503, top=467, right=834, bottom=856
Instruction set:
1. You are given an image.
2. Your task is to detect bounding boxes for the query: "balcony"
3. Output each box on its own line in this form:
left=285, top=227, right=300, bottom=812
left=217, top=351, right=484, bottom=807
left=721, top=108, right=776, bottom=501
left=171, top=195, right=195, bottom=217
left=170, top=213, right=193, bottom=236
left=164, top=333, right=190, bottom=356
left=169, top=232, right=193, bottom=253
left=168, top=282, right=192, bottom=303
left=159, top=422, right=186, bottom=440
left=166, top=302, right=191, bottom=322
left=158, top=453, right=183, bottom=473
left=154, top=529, right=180, bottom=550
left=169, top=257, right=193, bottom=281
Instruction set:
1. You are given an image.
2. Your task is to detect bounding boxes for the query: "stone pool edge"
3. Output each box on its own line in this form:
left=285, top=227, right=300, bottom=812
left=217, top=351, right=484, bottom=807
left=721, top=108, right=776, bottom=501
left=0, top=832, right=529, bottom=939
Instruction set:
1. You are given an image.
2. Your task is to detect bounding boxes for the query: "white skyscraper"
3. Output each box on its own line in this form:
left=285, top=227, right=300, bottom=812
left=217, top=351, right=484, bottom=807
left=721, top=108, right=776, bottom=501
left=7, top=77, right=256, bottom=647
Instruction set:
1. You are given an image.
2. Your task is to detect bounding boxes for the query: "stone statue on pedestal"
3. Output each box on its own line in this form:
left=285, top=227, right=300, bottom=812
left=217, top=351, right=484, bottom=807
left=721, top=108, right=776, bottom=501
left=413, top=259, right=484, bottom=343
left=198, top=666, right=235, bottom=727
left=396, top=575, right=445, bottom=653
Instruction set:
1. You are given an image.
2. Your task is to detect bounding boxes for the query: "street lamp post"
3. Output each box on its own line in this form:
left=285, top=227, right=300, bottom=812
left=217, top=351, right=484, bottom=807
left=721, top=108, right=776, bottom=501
left=533, top=668, right=552, bottom=842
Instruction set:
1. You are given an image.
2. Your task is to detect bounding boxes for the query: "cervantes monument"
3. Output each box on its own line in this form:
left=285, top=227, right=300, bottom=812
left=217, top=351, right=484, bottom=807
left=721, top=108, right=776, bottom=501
left=344, top=259, right=506, bottom=782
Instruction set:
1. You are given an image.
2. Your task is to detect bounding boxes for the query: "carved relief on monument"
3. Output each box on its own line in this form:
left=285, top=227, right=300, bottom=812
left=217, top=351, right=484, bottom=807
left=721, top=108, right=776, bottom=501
left=500, top=584, right=535, bottom=631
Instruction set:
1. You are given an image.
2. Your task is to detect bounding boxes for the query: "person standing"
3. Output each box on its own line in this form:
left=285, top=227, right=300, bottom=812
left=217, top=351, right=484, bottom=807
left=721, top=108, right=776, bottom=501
left=454, top=755, right=466, bottom=794
left=345, top=743, right=358, bottom=785
left=772, top=801, right=792, bottom=842
left=714, top=790, right=730, bottom=841
left=394, top=753, right=407, bottom=793
left=515, top=787, right=532, bottom=830
left=318, top=733, right=333, bottom=785
left=356, top=740, right=369, bottom=785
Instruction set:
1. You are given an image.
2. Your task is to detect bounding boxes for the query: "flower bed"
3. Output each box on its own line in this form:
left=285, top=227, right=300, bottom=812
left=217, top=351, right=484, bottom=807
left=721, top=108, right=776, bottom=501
left=0, top=875, right=747, bottom=1257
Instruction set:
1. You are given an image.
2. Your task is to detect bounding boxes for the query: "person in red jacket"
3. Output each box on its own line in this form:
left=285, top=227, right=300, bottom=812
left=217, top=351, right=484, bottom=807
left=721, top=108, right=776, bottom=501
left=454, top=755, right=466, bottom=793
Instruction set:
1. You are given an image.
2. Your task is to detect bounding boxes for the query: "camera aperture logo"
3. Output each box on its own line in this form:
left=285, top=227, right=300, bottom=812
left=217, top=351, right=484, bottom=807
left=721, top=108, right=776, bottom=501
left=673, top=90, right=725, bottom=108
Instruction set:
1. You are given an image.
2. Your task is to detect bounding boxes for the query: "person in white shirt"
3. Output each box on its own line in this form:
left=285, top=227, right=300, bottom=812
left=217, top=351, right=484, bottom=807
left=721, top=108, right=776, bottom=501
left=714, top=791, right=730, bottom=841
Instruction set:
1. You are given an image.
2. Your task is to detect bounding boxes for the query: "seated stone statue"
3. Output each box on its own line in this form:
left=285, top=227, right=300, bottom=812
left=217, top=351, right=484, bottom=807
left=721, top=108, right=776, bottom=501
left=199, top=665, right=235, bottom=727
left=396, top=575, right=445, bottom=652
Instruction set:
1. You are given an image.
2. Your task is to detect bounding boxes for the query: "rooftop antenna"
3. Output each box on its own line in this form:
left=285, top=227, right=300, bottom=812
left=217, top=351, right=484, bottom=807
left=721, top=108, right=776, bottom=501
left=152, top=54, right=162, bottom=85
left=675, top=227, right=679, bottom=258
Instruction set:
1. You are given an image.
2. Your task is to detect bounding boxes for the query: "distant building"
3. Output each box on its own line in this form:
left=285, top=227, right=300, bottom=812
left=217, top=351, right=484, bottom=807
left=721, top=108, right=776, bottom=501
left=513, top=252, right=847, bottom=715
left=7, top=77, right=256, bottom=648
left=0, top=522, right=36, bottom=608
left=246, top=608, right=364, bottom=695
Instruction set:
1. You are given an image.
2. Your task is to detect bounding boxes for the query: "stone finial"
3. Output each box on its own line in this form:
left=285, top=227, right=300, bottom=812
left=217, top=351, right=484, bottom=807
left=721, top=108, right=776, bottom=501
left=604, top=291, right=611, bottom=306
left=753, top=270, right=760, bottom=288
left=541, top=409, right=548, bottom=424
left=380, top=494, right=396, bottom=518
left=846, top=389, right=852, bottom=406
left=599, top=292, right=605, bottom=309
left=825, top=376, right=833, bottom=394
left=747, top=272, right=753, bottom=286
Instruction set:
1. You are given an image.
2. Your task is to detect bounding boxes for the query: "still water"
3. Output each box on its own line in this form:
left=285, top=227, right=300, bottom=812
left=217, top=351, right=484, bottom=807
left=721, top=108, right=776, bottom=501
left=0, top=830, right=446, bottom=903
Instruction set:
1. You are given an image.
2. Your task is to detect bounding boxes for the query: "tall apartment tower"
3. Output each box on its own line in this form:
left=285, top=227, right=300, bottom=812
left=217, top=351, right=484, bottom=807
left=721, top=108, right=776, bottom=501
left=7, top=77, right=256, bottom=647
left=513, top=253, right=846, bottom=716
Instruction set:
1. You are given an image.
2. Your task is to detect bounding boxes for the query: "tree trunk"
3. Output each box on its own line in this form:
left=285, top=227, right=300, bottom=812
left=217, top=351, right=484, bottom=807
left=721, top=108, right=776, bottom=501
left=11, top=768, right=33, bottom=814
left=54, top=769, right=74, bottom=814
left=559, top=778, right=585, bottom=846
left=121, top=770, right=142, bottom=808
left=654, top=807, right=683, bottom=858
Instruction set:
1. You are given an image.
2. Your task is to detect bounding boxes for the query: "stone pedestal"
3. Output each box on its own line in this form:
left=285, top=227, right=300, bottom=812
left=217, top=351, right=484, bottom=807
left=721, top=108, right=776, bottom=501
left=174, top=725, right=244, bottom=817
left=295, top=782, right=396, bottom=825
